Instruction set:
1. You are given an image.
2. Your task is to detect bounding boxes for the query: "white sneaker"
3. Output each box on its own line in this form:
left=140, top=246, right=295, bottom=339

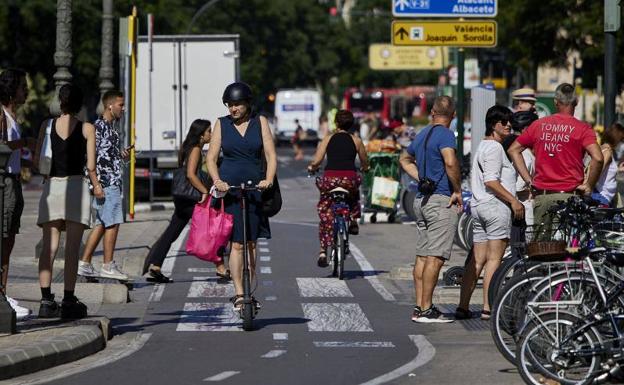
left=78, top=261, right=98, bottom=277
left=6, top=296, right=31, bottom=321
left=100, top=261, right=128, bottom=281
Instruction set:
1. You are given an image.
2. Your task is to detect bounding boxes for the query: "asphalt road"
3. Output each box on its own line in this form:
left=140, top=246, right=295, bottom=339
left=39, top=148, right=522, bottom=385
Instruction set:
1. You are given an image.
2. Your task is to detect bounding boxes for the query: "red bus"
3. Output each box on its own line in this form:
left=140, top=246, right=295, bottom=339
left=343, top=86, right=436, bottom=126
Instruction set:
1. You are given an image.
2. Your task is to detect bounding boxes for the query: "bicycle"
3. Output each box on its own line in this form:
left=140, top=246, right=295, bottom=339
left=327, top=186, right=351, bottom=280
left=228, top=181, right=262, bottom=331
left=309, top=170, right=353, bottom=280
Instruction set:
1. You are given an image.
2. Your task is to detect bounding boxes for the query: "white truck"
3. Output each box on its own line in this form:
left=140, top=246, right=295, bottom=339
left=134, top=34, right=239, bottom=200
left=274, top=89, right=322, bottom=143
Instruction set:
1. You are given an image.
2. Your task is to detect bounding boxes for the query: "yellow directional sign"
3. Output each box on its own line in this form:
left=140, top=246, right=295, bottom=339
left=392, top=20, right=497, bottom=48
left=369, top=44, right=447, bottom=70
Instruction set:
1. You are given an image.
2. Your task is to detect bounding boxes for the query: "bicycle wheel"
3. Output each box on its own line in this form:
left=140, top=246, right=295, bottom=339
left=516, top=311, right=603, bottom=385
left=331, top=245, right=338, bottom=277
left=488, top=252, right=521, bottom=307
left=336, top=231, right=345, bottom=280
left=491, top=271, right=545, bottom=364
left=242, top=302, right=254, bottom=331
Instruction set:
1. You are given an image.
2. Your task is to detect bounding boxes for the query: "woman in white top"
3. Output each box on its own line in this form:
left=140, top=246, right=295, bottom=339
left=456, top=105, right=525, bottom=320
left=592, top=123, right=624, bottom=206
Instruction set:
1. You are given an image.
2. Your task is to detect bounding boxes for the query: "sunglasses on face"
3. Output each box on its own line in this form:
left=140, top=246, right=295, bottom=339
left=498, top=120, right=511, bottom=126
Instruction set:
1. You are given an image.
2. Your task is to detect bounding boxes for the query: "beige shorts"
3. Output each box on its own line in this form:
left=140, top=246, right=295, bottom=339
left=413, top=194, right=459, bottom=260
left=37, top=176, right=92, bottom=228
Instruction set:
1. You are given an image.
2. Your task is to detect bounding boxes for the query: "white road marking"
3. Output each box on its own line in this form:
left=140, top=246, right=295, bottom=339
left=350, top=243, right=396, bottom=302
left=147, top=227, right=189, bottom=302
left=188, top=267, right=217, bottom=273
left=260, top=256, right=271, bottom=262
left=177, top=303, right=241, bottom=332
left=258, top=241, right=269, bottom=246
left=261, top=349, right=287, bottom=358
left=359, top=335, right=436, bottom=385
left=259, top=248, right=270, bottom=253
left=273, top=333, right=288, bottom=341
left=265, top=295, right=277, bottom=301
left=203, top=371, right=240, bottom=381
left=313, top=341, right=395, bottom=348
left=148, top=284, right=165, bottom=302
left=187, top=281, right=235, bottom=298
left=296, top=278, right=353, bottom=297
left=260, top=267, right=272, bottom=274
left=302, top=303, right=373, bottom=332
left=262, top=280, right=273, bottom=286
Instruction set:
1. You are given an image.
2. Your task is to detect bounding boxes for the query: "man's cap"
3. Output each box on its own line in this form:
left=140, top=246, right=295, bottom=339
left=512, top=87, right=536, bottom=102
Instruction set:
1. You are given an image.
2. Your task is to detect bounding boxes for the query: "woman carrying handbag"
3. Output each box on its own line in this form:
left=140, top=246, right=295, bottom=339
left=145, top=119, right=230, bottom=283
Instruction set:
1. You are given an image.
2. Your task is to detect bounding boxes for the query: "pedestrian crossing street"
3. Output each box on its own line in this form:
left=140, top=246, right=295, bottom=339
left=163, top=240, right=379, bottom=333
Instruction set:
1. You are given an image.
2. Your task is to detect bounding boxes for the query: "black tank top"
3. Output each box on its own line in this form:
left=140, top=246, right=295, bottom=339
left=50, top=117, right=87, bottom=177
left=325, top=131, right=357, bottom=171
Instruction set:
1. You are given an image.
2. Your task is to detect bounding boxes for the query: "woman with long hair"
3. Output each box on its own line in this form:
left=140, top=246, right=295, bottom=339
left=36, top=84, right=99, bottom=319
left=207, top=82, right=277, bottom=311
left=145, top=119, right=230, bottom=283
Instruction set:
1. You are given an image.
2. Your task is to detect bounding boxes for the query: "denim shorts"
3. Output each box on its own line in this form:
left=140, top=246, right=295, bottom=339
left=92, top=185, right=124, bottom=228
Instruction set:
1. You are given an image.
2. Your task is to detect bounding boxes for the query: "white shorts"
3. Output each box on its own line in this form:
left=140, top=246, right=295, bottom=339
left=471, top=199, right=511, bottom=243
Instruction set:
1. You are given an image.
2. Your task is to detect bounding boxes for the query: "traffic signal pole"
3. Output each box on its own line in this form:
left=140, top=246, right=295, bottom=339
left=457, top=48, right=465, bottom=164
left=604, top=0, right=620, bottom=128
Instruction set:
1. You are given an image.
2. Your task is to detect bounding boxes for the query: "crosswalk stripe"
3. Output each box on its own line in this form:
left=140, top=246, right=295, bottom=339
left=313, top=341, right=395, bottom=348
left=260, top=267, right=272, bottom=274
left=296, top=278, right=353, bottom=298
left=177, top=303, right=240, bottom=332
left=188, top=281, right=235, bottom=298
left=302, top=303, right=373, bottom=332
left=259, top=256, right=271, bottom=262
left=259, top=248, right=270, bottom=253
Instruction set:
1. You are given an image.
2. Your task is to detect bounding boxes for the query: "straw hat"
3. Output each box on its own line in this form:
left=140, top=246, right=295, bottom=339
left=511, top=87, right=536, bottom=102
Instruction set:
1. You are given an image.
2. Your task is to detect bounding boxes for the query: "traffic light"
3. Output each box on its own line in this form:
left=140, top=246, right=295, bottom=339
left=329, top=6, right=338, bottom=16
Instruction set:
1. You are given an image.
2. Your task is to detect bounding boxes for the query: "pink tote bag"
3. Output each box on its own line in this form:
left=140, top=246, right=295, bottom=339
left=186, top=197, right=233, bottom=263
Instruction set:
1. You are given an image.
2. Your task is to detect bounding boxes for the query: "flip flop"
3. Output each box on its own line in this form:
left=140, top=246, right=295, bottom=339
left=317, top=252, right=329, bottom=268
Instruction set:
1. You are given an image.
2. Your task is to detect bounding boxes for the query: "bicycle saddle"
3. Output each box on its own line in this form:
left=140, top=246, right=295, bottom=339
left=329, top=187, right=349, bottom=194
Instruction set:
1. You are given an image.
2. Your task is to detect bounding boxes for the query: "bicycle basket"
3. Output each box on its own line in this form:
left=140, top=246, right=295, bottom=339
left=525, top=223, right=568, bottom=258
left=595, top=221, right=624, bottom=253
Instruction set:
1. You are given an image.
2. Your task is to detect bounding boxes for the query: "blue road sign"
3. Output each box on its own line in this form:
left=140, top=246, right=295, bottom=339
left=393, top=0, right=497, bottom=18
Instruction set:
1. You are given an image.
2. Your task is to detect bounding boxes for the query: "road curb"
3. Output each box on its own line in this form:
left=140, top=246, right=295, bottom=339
left=0, top=318, right=108, bottom=380
left=134, top=202, right=175, bottom=213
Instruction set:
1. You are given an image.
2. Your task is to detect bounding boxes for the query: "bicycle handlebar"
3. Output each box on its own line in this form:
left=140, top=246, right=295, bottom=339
left=227, top=181, right=261, bottom=192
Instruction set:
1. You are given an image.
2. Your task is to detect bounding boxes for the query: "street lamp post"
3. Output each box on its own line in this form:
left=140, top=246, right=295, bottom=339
left=0, top=143, right=16, bottom=334
left=97, top=0, right=115, bottom=115
left=50, top=0, right=73, bottom=116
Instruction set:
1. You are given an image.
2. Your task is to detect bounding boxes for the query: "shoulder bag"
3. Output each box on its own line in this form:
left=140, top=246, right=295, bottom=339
left=257, top=116, right=282, bottom=217
left=172, top=157, right=210, bottom=202
left=38, top=119, right=54, bottom=176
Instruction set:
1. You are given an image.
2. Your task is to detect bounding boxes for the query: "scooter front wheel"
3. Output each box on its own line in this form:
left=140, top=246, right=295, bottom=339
left=242, top=304, right=254, bottom=331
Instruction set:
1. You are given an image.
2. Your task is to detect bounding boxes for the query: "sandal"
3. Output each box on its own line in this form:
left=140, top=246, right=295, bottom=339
left=317, top=252, right=329, bottom=268
left=480, top=310, right=491, bottom=321
left=455, top=307, right=471, bottom=320
left=216, top=269, right=232, bottom=281
left=230, top=294, right=244, bottom=311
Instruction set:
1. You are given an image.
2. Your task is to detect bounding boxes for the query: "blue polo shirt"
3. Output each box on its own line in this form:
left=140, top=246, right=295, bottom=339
left=406, top=124, right=456, bottom=197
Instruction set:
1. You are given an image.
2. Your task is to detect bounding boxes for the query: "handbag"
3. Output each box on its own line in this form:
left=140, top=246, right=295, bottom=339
left=186, top=196, right=233, bottom=263
left=171, top=163, right=210, bottom=202
left=257, top=116, right=282, bottom=217
left=38, top=119, right=54, bottom=176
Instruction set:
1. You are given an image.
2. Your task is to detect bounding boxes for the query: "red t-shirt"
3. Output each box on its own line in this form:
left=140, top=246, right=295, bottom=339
left=516, top=113, right=596, bottom=191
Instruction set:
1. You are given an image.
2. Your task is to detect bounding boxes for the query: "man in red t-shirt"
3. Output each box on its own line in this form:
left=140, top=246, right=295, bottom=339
left=508, top=83, right=603, bottom=230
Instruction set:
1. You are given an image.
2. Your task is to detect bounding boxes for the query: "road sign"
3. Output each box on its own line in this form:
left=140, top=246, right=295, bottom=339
left=392, top=20, right=497, bottom=48
left=605, top=0, right=621, bottom=32
left=393, top=0, right=497, bottom=18
left=369, top=44, right=446, bottom=70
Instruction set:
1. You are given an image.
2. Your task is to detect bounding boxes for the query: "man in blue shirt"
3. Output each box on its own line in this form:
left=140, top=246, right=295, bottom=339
left=399, top=95, right=462, bottom=323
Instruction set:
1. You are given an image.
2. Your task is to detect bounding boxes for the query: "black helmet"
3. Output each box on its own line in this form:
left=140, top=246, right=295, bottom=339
left=511, top=110, right=538, bottom=132
left=222, top=82, right=253, bottom=105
